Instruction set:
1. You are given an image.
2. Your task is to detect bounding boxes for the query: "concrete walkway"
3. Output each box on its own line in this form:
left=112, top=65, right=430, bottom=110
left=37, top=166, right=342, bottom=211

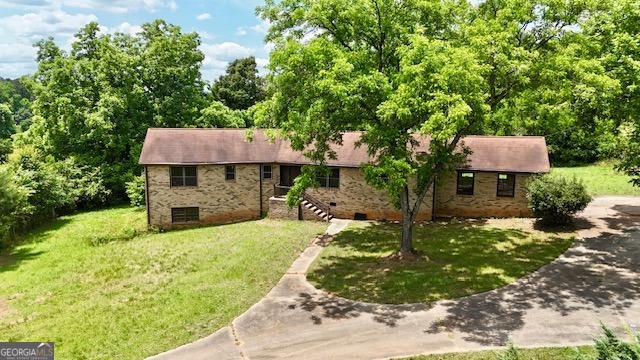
left=150, top=197, right=640, bottom=359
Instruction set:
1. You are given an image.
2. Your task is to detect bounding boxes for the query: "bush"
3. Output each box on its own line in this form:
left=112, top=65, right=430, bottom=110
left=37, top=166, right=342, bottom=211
left=125, top=174, right=146, bottom=207
left=526, top=174, right=592, bottom=225
left=593, top=322, right=640, bottom=360
left=0, top=166, right=30, bottom=248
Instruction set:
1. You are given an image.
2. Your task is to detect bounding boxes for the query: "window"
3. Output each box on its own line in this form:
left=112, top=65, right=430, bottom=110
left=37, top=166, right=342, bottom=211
left=262, top=165, right=272, bottom=179
left=317, top=168, right=340, bottom=188
left=171, top=207, right=199, bottom=223
left=457, top=171, right=474, bottom=195
left=225, top=165, right=236, bottom=180
left=170, top=166, right=197, bottom=187
left=497, top=173, right=516, bottom=197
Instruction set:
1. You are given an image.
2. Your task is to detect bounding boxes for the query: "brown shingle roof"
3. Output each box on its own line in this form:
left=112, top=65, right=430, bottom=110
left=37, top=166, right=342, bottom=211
left=139, top=128, right=550, bottom=173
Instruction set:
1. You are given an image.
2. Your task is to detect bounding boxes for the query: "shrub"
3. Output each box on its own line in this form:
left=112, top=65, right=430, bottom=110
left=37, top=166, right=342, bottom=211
left=593, top=322, right=640, bottom=360
left=0, top=166, right=30, bottom=248
left=526, top=174, right=592, bottom=225
left=125, top=174, right=146, bottom=207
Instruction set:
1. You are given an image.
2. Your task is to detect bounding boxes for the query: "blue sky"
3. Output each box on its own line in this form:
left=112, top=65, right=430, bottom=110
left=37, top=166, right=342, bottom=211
left=0, top=0, right=271, bottom=82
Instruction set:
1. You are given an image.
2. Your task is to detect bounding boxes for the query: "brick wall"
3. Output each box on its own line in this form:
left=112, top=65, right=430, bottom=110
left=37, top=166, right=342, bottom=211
left=306, top=168, right=433, bottom=221
left=268, top=196, right=299, bottom=220
left=435, top=172, right=532, bottom=217
left=146, top=164, right=532, bottom=227
left=146, top=164, right=262, bottom=228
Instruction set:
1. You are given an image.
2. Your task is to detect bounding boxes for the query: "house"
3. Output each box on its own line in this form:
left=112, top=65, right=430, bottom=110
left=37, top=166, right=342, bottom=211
left=138, top=128, right=550, bottom=228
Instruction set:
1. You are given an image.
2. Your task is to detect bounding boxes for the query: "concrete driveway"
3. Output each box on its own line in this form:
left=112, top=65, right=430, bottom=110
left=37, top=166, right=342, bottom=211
left=150, top=196, right=640, bottom=360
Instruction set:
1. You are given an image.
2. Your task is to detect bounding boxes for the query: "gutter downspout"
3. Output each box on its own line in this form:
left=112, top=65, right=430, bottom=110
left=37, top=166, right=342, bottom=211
left=431, top=175, right=436, bottom=221
left=259, top=165, right=263, bottom=218
left=145, top=166, right=151, bottom=226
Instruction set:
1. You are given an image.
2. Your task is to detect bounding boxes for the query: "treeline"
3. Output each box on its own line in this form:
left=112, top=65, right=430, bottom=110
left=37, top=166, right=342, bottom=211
left=0, top=20, right=265, bottom=246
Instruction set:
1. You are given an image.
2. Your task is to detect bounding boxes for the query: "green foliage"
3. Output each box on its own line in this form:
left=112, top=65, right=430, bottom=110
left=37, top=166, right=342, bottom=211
left=211, top=56, right=266, bottom=110
left=498, top=340, right=520, bottom=360
left=125, top=174, right=146, bottom=207
left=0, top=103, right=15, bottom=139
left=25, top=20, right=206, bottom=199
left=258, top=0, right=486, bottom=252
left=0, top=166, right=29, bottom=248
left=196, top=101, right=246, bottom=128
left=526, top=174, right=592, bottom=225
left=0, top=138, right=12, bottom=163
left=8, top=146, right=74, bottom=225
left=0, top=77, right=32, bottom=131
left=55, top=157, right=110, bottom=209
left=583, top=0, right=640, bottom=182
left=593, top=323, right=640, bottom=360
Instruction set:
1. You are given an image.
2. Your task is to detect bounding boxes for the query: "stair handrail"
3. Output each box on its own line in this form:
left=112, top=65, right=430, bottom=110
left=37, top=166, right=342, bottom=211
left=302, top=192, right=331, bottom=222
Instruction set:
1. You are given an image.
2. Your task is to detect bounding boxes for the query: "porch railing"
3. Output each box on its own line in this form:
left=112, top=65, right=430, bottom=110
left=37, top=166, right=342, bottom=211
left=273, top=184, right=291, bottom=198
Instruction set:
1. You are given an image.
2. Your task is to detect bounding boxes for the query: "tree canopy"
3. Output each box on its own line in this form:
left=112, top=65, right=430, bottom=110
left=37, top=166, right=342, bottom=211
left=211, top=56, right=266, bottom=111
left=257, top=0, right=612, bottom=255
left=23, top=20, right=208, bottom=197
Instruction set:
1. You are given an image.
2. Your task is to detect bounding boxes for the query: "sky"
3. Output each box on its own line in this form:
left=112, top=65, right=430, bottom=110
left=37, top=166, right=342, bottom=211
left=0, top=0, right=271, bottom=82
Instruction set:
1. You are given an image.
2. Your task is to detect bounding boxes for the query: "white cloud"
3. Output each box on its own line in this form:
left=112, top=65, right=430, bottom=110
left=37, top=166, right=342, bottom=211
left=196, top=13, right=211, bottom=20
left=112, top=22, right=142, bottom=35
left=255, top=57, right=269, bottom=69
left=200, top=42, right=253, bottom=81
left=61, top=0, right=177, bottom=13
left=0, top=43, right=39, bottom=78
left=200, top=42, right=252, bottom=62
left=0, top=10, right=98, bottom=41
left=0, top=43, right=38, bottom=64
left=250, top=19, right=270, bottom=34
left=235, top=27, right=247, bottom=36
left=0, top=0, right=178, bottom=13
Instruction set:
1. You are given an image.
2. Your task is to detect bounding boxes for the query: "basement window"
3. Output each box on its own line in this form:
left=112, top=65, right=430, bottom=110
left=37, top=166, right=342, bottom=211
left=456, top=171, right=474, bottom=195
left=170, top=166, right=197, bottom=187
left=225, top=165, right=236, bottom=180
left=497, top=173, right=516, bottom=197
left=171, top=207, right=199, bottom=223
left=317, top=168, right=340, bottom=188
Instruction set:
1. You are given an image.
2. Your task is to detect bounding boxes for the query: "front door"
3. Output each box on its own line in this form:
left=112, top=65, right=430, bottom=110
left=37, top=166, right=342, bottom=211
left=280, top=165, right=302, bottom=187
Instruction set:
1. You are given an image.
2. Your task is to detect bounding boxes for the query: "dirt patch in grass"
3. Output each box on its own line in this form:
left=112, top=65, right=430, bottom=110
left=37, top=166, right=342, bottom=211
left=307, top=218, right=575, bottom=304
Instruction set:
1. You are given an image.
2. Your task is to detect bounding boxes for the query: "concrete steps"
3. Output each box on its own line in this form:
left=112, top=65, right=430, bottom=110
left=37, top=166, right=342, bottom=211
left=301, top=199, right=333, bottom=221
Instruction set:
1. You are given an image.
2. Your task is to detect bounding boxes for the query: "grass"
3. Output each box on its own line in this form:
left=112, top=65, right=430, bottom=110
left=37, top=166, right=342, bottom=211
left=401, top=345, right=597, bottom=359
left=552, top=160, right=640, bottom=196
left=307, top=218, right=574, bottom=304
left=0, top=207, right=326, bottom=359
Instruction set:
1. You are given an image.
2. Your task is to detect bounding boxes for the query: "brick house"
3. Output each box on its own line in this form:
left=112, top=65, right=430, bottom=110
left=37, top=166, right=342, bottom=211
left=139, top=128, right=550, bottom=228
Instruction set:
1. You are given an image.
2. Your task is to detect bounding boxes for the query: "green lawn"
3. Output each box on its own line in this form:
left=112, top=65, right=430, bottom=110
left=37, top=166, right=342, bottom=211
left=552, top=161, right=640, bottom=196
left=307, top=218, right=574, bottom=304
left=0, top=207, right=326, bottom=359
left=402, top=345, right=597, bottom=359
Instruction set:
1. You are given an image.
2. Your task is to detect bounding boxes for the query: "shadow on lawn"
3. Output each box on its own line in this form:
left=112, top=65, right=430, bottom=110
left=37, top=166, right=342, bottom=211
left=0, top=218, right=71, bottom=273
left=426, top=209, right=640, bottom=346
left=292, top=219, right=575, bottom=329
left=294, top=209, right=640, bottom=345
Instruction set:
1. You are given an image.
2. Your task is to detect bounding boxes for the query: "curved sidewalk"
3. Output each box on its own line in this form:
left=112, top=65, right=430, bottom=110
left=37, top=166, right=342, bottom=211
left=151, top=197, right=640, bottom=359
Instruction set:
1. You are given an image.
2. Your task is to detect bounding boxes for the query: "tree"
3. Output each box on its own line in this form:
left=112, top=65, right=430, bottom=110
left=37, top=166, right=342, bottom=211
left=257, top=0, right=606, bottom=257
left=583, top=0, right=640, bottom=183
left=0, top=104, right=15, bottom=139
left=465, top=0, right=617, bottom=164
left=24, top=20, right=206, bottom=199
left=258, top=0, right=486, bottom=257
left=211, top=56, right=266, bottom=110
